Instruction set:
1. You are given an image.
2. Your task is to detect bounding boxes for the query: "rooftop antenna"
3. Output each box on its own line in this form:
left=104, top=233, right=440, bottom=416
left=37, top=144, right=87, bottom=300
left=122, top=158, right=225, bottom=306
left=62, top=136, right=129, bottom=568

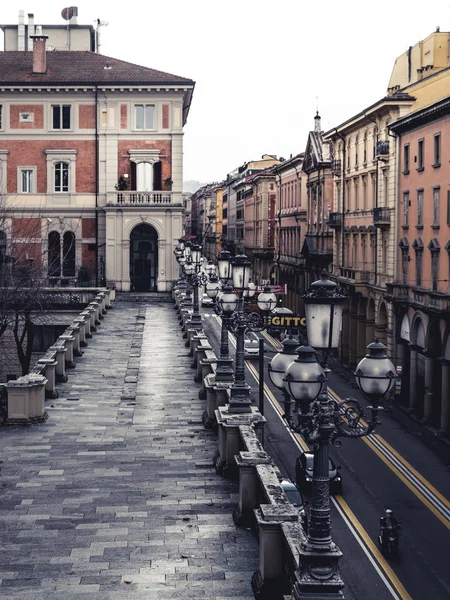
left=61, top=7, right=77, bottom=50
left=95, top=18, right=109, bottom=54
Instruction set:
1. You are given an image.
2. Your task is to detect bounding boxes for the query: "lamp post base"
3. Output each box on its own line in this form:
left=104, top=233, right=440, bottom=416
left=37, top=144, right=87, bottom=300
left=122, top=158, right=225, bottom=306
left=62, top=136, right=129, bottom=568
left=228, top=382, right=253, bottom=413
left=214, top=356, right=234, bottom=383
left=292, top=541, right=344, bottom=600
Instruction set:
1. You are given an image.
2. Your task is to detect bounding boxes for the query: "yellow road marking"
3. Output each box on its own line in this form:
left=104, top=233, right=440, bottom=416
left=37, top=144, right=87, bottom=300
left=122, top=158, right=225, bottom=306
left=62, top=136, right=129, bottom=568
left=328, top=388, right=450, bottom=527
left=334, top=496, right=412, bottom=600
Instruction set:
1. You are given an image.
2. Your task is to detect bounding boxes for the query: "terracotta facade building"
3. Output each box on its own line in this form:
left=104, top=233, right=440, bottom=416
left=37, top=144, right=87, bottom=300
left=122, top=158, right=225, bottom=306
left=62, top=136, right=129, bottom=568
left=0, top=12, right=194, bottom=293
left=389, top=97, right=450, bottom=433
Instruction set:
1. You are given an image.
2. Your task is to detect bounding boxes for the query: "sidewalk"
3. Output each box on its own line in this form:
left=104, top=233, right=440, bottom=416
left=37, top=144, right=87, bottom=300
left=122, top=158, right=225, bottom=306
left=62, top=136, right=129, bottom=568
left=0, top=302, right=258, bottom=600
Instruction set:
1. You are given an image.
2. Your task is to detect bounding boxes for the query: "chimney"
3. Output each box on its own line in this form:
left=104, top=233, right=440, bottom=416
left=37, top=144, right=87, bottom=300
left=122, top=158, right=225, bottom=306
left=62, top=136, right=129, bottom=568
left=18, top=10, right=25, bottom=51
left=27, top=13, right=35, bottom=50
left=30, top=29, right=49, bottom=75
left=314, top=111, right=321, bottom=133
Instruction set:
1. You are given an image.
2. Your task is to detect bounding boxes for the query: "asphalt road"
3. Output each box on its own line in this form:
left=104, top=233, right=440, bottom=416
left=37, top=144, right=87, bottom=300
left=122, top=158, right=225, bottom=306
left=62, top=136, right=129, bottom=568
left=201, top=308, right=450, bottom=600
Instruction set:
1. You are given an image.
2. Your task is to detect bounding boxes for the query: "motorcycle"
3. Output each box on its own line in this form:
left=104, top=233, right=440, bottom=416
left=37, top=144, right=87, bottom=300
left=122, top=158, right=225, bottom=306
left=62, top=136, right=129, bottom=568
left=378, top=524, right=400, bottom=558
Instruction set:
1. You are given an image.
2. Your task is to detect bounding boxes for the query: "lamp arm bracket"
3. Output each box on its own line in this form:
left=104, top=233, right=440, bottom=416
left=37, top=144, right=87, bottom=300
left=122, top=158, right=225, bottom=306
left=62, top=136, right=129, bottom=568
left=329, top=397, right=381, bottom=444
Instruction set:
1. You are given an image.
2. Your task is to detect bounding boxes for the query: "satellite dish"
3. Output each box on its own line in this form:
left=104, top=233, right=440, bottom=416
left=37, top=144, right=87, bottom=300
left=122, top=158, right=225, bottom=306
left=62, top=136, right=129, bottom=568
left=61, top=7, right=75, bottom=21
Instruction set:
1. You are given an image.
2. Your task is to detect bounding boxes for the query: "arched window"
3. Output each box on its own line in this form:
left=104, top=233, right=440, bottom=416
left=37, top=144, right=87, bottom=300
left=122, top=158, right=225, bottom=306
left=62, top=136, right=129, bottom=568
left=48, top=231, right=61, bottom=277
left=54, top=162, right=69, bottom=192
left=63, top=231, right=76, bottom=277
left=48, top=230, right=76, bottom=280
left=412, top=238, right=424, bottom=287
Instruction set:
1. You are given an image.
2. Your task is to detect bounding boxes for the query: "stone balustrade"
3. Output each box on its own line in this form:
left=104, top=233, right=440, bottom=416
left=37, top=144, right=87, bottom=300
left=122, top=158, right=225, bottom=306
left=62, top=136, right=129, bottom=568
left=2, top=290, right=115, bottom=425
left=172, top=282, right=308, bottom=600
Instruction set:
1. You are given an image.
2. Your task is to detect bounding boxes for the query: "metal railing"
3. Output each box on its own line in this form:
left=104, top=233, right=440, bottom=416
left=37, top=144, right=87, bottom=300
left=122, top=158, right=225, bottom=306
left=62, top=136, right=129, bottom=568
left=115, top=191, right=174, bottom=205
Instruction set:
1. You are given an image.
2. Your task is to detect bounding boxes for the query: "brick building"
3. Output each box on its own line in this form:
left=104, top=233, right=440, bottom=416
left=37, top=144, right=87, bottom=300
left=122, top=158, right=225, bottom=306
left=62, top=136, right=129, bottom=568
left=0, top=12, right=194, bottom=292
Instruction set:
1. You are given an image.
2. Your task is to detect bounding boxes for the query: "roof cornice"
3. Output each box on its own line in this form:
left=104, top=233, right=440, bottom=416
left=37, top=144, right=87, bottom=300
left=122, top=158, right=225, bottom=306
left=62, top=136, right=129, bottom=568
left=323, top=94, right=415, bottom=139
left=389, top=96, right=450, bottom=133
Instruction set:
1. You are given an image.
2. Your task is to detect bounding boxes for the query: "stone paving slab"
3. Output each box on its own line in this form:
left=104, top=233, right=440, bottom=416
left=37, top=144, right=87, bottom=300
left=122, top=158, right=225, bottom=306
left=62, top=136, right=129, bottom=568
left=0, top=302, right=258, bottom=599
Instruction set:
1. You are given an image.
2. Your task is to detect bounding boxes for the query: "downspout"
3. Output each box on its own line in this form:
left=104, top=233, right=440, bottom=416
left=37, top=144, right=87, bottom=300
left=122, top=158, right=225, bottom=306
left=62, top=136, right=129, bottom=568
left=276, top=172, right=282, bottom=285
left=364, top=113, right=379, bottom=285
left=95, top=86, right=99, bottom=286
left=334, top=130, right=346, bottom=272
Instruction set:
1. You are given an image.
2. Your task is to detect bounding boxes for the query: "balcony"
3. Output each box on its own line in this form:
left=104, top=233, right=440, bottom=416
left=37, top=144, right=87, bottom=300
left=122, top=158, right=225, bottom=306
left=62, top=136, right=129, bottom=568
left=108, top=191, right=176, bottom=206
left=375, top=140, right=389, bottom=161
left=330, top=159, right=342, bottom=174
left=327, top=212, right=343, bottom=228
left=373, top=207, right=391, bottom=228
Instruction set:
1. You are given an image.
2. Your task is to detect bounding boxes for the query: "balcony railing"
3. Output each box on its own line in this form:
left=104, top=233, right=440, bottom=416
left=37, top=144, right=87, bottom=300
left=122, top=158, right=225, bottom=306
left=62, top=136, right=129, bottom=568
left=330, top=159, right=342, bottom=174
left=327, top=212, right=343, bottom=228
left=375, top=140, right=389, bottom=159
left=373, top=207, right=391, bottom=228
left=110, top=191, right=175, bottom=205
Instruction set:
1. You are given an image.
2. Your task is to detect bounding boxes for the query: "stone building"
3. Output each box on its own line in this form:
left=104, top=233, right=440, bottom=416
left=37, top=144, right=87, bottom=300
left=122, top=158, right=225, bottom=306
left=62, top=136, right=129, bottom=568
left=0, top=11, right=194, bottom=293
left=389, top=97, right=450, bottom=433
left=301, top=112, right=334, bottom=289
left=324, top=29, right=450, bottom=368
left=271, top=154, right=307, bottom=316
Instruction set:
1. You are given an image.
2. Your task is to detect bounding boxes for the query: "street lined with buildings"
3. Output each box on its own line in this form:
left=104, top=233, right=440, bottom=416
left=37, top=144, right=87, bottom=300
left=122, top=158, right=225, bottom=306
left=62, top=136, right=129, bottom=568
left=201, top=309, right=450, bottom=600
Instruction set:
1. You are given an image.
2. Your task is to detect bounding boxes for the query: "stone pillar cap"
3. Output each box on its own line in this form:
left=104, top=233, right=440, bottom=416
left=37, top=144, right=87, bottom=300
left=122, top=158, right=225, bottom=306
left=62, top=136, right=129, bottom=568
left=37, top=358, right=58, bottom=366
left=49, top=345, right=67, bottom=354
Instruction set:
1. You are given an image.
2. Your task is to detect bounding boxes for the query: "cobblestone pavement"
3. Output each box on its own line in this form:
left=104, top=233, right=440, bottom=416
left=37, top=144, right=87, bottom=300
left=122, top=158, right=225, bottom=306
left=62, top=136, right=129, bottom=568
left=0, top=302, right=258, bottom=599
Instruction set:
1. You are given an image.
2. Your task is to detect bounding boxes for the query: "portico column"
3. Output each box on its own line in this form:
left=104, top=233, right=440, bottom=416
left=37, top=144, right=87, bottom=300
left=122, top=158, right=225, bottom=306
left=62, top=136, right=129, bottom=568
left=409, top=346, right=418, bottom=412
left=123, top=239, right=131, bottom=289
left=440, top=361, right=450, bottom=434
left=423, top=354, right=434, bottom=422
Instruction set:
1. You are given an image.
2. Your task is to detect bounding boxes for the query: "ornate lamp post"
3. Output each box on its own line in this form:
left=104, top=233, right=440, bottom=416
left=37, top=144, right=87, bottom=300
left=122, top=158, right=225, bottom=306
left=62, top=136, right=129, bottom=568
left=204, top=250, right=234, bottom=382
left=269, top=270, right=396, bottom=599
left=224, top=252, right=277, bottom=413
left=183, top=243, right=209, bottom=330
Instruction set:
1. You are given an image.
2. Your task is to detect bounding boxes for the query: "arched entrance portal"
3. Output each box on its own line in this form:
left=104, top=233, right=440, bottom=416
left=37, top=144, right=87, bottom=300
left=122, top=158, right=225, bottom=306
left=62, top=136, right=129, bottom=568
left=130, top=224, right=158, bottom=292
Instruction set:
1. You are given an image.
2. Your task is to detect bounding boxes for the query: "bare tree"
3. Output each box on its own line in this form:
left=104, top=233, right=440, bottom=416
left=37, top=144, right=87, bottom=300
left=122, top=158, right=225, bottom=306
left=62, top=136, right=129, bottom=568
left=0, top=192, right=81, bottom=378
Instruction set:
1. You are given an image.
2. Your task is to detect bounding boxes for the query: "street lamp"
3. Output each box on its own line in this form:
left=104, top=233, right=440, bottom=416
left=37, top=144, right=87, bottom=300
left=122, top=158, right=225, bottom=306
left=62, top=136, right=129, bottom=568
left=267, top=335, right=301, bottom=419
left=182, top=243, right=209, bottom=331
left=204, top=251, right=235, bottom=384
left=225, top=251, right=277, bottom=413
left=268, top=270, right=396, bottom=599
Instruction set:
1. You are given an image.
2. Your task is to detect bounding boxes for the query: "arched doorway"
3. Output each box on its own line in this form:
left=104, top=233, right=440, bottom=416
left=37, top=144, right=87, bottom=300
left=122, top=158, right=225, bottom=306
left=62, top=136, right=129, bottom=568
left=130, top=224, right=158, bottom=292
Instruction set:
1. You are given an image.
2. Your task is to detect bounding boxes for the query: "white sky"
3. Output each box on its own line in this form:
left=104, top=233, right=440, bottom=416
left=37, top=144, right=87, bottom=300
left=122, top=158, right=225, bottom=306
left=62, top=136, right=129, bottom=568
left=1, top=1, right=449, bottom=183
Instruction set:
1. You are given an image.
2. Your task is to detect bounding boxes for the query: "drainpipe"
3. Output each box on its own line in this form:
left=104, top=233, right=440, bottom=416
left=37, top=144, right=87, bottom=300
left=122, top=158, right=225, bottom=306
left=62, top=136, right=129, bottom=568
left=364, top=113, right=379, bottom=285
left=334, top=130, right=346, bottom=273
left=95, top=86, right=99, bottom=286
left=276, top=172, right=282, bottom=285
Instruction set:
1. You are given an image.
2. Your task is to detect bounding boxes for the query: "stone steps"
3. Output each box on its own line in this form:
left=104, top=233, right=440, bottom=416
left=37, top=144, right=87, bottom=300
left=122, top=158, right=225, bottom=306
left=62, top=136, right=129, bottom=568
left=116, top=292, right=173, bottom=303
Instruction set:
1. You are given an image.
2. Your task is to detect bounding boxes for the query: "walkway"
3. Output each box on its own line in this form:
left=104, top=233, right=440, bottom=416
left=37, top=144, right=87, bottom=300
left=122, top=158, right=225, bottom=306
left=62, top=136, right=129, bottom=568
left=0, top=302, right=258, bottom=599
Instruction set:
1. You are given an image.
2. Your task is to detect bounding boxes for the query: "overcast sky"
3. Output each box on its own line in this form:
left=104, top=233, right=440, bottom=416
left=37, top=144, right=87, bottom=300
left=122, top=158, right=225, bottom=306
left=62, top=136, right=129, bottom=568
left=1, top=1, right=449, bottom=183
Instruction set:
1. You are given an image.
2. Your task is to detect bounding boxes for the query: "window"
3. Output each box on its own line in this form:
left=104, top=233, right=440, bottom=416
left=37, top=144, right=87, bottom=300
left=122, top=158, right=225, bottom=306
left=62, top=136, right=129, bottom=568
left=403, top=191, right=409, bottom=227
left=54, top=162, right=69, bottom=192
left=19, top=168, right=34, bottom=193
left=363, top=133, right=367, bottom=164
left=417, top=139, right=424, bottom=170
left=447, top=191, right=450, bottom=227
left=433, top=187, right=440, bottom=227
left=429, top=239, right=440, bottom=291
left=413, top=238, right=423, bottom=287
left=403, top=144, right=410, bottom=174
left=417, top=189, right=423, bottom=227
left=0, top=104, right=2, bottom=129
left=62, top=231, right=76, bottom=277
left=433, top=134, right=441, bottom=167
left=135, top=104, right=155, bottom=130
left=399, top=238, right=409, bottom=284
left=355, top=136, right=359, bottom=168
left=52, top=105, right=71, bottom=130
left=48, top=230, right=76, bottom=279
